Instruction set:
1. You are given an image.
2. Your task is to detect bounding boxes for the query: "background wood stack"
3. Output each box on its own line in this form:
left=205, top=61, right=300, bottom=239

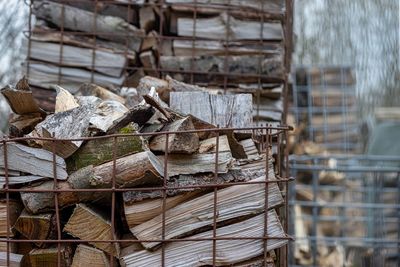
left=0, top=78, right=290, bottom=266
left=24, top=0, right=291, bottom=126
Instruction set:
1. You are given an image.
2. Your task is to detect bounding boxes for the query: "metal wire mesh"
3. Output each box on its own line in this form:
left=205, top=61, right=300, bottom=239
left=288, top=154, right=400, bottom=267
left=1, top=126, right=293, bottom=267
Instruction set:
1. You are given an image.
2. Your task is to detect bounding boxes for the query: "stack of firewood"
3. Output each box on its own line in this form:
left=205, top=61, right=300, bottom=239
left=25, top=0, right=287, bottom=124
left=0, top=77, right=288, bottom=266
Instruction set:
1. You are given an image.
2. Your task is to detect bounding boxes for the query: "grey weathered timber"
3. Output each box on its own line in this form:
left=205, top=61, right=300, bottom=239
left=170, top=92, right=253, bottom=128
left=121, top=210, right=287, bottom=266
left=176, top=13, right=283, bottom=40
left=89, top=100, right=129, bottom=133
left=160, top=55, right=284, bottom=82
left=0, top=142, right=67, bottom=180
left=130, top=175, right=283, bottom=249
left=33, top=0, right=144, bottom=51
left=157, top=135, right=233, bottom=176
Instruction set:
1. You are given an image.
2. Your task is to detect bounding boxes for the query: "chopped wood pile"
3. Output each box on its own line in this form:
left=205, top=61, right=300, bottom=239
left=0, top=77, right=288, bottom=266
left=292, top=67, right=359, bottom=154
left=25, top=0, right=288, bottom=124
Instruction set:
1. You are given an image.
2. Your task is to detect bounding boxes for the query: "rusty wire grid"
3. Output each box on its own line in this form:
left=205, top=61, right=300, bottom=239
left=1, top=125, right=293, bottom=267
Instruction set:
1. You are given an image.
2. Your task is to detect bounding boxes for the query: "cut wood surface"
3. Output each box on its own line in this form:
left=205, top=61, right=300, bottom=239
left=130, top=175, right=283, bottom=249
left=66, top=135, right=145, bottom=172
left=158, top=135, right=233, bottom=176
left=88, top=100, right=129, bottom=133
left=9, top=113, right=43, bottom=137
left=64, top=204, right=120, bottom=257
left=124, top=191, right=200, bottom=227
left=160, top=55, right=283, bottom=82
left=121, top=210, right=287, bottom=266
left=54, top=85, right=79, bottom=113
left=29, top=101, right=99, bottom=158
left=0, top=200, right=22, bottom=237
left=240, top=138, right=260, bottom=159
left=176, top=13, right=283, bottom=40
left=0, top=142, right=68, bottom=180
left=72, top=244, right=113, bottom=267
left=170, top=92, right=253, bottom=128
left=1, top=84, right=45, bottom=116
left=0, top=252, right=23, bottom=267
left=78, top=83, right=126, bottom=104
left=149, top=116, right=199, bottom=153
left=29, top=245, right=73, bottom=267
left=13, top=210, right=55, bottom=245
left=33, top=0, right=144, bottom=51
left=28, top=40, right=127, bottom=77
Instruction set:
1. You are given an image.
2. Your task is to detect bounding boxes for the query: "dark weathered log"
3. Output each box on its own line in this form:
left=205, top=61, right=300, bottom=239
left=149, top=116, right=199, bottom=153
left=72, top=244, right=114, bottom=267
left=33, top=0, right=144, bottom=51
left=142, top=94, right=172, bottom=121
left=13, top=210, right=56, bottom=246
left=107, top=105, right=155, bottom=132
left=170, top=92, right=253, bottom=128
left=66, top=135, right=146, bottom=172
left=0, top=142, right=68, bottom=180
left=64, top=204, right=120, bottom=257
left=29, top=245, right=73, bottom=267
left=0, top=200, right=22, bottom=237
left=9, top=113, right=43, bottom=137
left=160, top=54, right=284, bottom=83
left=130, top=175, right=283, bottom=249
left=121, top=211, right=287, bottom=266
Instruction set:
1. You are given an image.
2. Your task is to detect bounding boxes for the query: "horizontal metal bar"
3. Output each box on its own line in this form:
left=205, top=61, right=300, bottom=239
left=290, top=200, right=400, bottom=209
left=290, top=154, right=400, bottom=161
left=294, top=236, right=400, bottom=246
left=294, top=184, right=399, bottom=194
left=291, top=215, right=400, bottom=224
left=289, top=164, right=400, bottom=172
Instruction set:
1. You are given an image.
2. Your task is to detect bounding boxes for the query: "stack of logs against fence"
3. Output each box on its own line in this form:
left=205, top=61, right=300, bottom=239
left=0, top=76, right=291, bottom=266
left=25, top=0, right=291, bottom=125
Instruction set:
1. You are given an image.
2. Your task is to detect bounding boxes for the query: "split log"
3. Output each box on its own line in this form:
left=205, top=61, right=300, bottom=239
left=120, top=210, right=287, bottom=266
left=141, top=31, right=158, bottom=52
left=140, top=51, right=159, bottom=77
left=72, top=244, right=113, bottom=267
left=158, top=135, right=233, bottom=176
left=130, top=176, right=283, bottom=249
left=160, top=54, right=284, bottom=83
left=165, top=0, right=285, bottom=15
left=1, top=84, right=45, bottom=116
left=33, top=0, right=144, bottom=51
left=0, top=176, right=46, bottom=188
left=29, top=101, right=99, bottom=158
left=173, top=39, right=283, bottom=56
left=124, top=191, right=200, bottom=227
left=149, top=116, right=199, bottom=153
left=54, top=85, right=79, bottom=113
left=176, top=13, right=283, bottom=40
left=27, top=61, right=126, bottom=92
left=136, top=76, right=169, bottom=101
left=29, top=245, right=73, bottom=267
left=122, top=167, right=262, bottom=203
left=12, top=210, right=56, bottom=246
left=0, top=142, right=68, bottom=180
left=28, top=40, right=127, bottom=77
left=66, top=135, right=146, bottom=172
left=170, top=92, right=253, bottom=128
left=139, top=6, right=156, bottom=32
left=106, top=105, right=155, bottom=131
left=0, top=200, right=22, bottom=237
left=240, top=138, right=260, bottom=159
left=64, top=204, right=120, bottom=257
left=88, top=100, right=129, bottom=134
left=9, top=113, right=43, bottom=137
left=0, top=252, right=23, bottom=267
left=78, top=83, right=125, bottom=104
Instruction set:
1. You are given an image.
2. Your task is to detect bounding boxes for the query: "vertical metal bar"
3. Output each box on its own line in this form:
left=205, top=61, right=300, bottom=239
left=51, top=133, right=61, bottom=267
left=222, top=0, right=232, bottom=92
left=158, top=0, right=165, bottom=78
left=189, top=0, right=198, bottom=84
left=284, top=127, right=290, bottom=266
left=26, top=0, right=33, bottom=78
left=90, top=0, right=99, bottom=84
left=212, top=128, right=220, bottom=266
left=263, top=126, right=270, bottom=267
left=110, top=136, right=118, bottom=267
left=311, top=157, right=318, bottom=266
left=2, top=137, right=10, bottom=267
left=397, top=171, right=400, bottom=267
left=161, top=133, right=169, bottom=267
left=256, top=0, right=265, bottom=127
left=57, top=3, right=65, bottom=85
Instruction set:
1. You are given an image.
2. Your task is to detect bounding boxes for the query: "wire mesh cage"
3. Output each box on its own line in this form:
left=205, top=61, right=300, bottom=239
left=288, top=154, right=400, bottom=267
left=0, top=126, right=293, bottom=266
left=23, top=0, right=293, bottom=126
left=291, top=66, right=360, bottom=154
